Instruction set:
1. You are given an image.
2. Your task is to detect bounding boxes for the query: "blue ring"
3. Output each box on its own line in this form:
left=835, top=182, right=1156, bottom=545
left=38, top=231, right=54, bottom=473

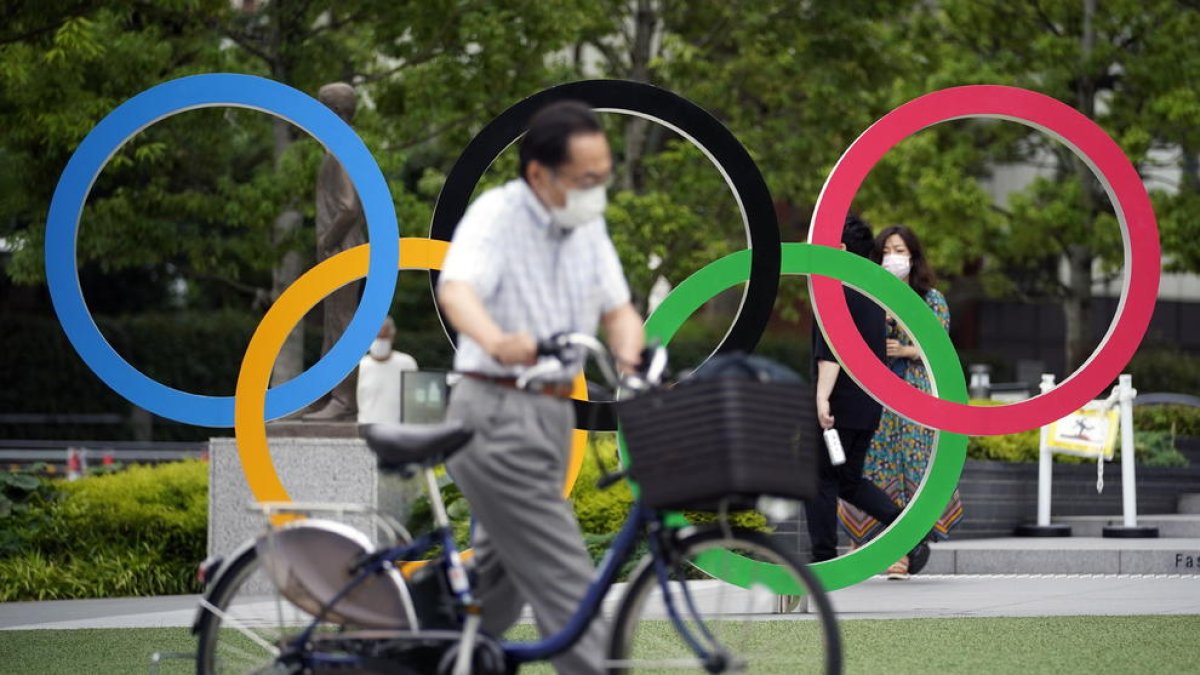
left=44, top=74, right=399, bottom=427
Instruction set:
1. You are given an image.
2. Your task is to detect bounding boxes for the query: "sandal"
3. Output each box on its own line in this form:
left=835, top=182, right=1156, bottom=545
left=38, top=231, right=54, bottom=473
left=886, top=556, right=910, bottom=580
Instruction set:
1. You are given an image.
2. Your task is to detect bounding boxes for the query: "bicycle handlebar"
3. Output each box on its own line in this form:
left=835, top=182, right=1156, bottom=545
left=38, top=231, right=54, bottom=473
left=517, top=332, right=666, bottom=395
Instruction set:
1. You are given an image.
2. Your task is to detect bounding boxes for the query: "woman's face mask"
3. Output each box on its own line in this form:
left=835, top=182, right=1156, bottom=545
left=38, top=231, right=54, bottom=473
left=549, top=184, right=607, bottom=230
left=882, top=253, right=912, bottom=279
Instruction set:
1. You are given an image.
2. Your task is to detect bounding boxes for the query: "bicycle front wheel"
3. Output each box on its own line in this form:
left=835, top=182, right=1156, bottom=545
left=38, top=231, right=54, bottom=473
left=607, top=526, right=841, bottom=674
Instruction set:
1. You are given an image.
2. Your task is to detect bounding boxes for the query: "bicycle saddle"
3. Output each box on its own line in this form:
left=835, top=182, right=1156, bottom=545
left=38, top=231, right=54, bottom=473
left=360, top=421, right=474, bottom=472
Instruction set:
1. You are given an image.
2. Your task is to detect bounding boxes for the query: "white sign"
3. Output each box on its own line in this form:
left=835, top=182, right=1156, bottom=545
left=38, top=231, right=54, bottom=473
left=1045, top=400, right=1119, bottom=460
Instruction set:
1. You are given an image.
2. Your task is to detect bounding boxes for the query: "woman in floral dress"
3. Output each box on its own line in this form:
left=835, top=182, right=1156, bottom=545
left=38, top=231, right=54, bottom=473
left=837, top=225, right=964, bottom=579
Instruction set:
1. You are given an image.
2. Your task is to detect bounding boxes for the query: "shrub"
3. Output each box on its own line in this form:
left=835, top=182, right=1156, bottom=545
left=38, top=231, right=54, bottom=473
left=1121, top=431, right=1188, bottom=468
left=1124, top=347, right=1200, bottom=395
left=570, top=436, right=635, bottom=537
left=0, top=471, right=54, bottom=558
left=1134, top=405, right=1200, bottom=437
left=0, top=460, right=207, bottom=601
left=967, top=429, right=1041, bottom=463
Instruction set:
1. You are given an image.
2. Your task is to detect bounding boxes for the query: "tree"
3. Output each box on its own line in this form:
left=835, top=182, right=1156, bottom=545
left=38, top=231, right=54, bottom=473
left=0, top=0, right=609, bottom=367
left=595, top=1, right=926, bottom=320
left=879, top=0, right=1200, bottom=372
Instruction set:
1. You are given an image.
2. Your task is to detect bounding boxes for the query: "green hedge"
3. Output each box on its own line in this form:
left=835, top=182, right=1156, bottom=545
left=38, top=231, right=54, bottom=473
left=0, top=460, right=206, bottom=601
left=1134, top=404, right=1200, bottom=437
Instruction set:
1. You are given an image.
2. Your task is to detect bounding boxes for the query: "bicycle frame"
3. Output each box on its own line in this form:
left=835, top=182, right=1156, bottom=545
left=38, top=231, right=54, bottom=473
left=283, top=486, right=718, bottom=671
left=267, top=337, right=726, bottom=670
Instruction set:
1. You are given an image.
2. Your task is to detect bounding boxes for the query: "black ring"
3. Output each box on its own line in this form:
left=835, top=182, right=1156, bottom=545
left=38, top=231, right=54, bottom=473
left=429, top=79, right=780, bottom=431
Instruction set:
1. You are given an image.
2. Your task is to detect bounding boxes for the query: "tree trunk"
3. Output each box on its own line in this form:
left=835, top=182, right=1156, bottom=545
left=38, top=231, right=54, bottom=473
left=620, top=0, right=658, bottom=193
left=1063, top=243, right=1094, bottom=373
left=269, top=205, right=305, bottom=387
left=1062, top=0, right=1098, bottom=375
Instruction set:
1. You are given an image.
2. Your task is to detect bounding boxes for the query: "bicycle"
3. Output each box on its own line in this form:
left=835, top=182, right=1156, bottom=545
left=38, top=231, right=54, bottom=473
left=193, top=334, right=841, bottom=674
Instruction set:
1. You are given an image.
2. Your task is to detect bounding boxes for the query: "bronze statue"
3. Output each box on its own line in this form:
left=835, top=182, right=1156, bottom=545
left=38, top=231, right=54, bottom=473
left=303, top=82, right=366, bottom=421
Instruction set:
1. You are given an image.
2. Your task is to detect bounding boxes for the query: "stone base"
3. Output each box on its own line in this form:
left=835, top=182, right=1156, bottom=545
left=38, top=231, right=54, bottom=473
left=926, top=537, right=1200, bottom=574
left=207, top=436, right=422, bottom=562
left=265, top=420, right=360, bottom=438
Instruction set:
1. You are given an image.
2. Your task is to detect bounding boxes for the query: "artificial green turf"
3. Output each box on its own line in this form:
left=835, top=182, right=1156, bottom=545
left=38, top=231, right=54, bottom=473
left=0, top=616, right=1197, bottom=674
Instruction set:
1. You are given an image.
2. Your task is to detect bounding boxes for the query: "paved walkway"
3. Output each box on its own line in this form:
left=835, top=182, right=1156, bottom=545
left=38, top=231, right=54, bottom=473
left=3, top=573, right=1198, bottom=630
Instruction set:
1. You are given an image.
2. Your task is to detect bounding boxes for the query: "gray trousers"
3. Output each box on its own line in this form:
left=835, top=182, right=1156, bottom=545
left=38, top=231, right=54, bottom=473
left=445, top=378, right=607, bottom=675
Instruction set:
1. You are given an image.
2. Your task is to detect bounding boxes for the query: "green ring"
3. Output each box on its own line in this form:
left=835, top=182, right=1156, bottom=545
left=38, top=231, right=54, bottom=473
left=619, top=242, right=968, bottom=593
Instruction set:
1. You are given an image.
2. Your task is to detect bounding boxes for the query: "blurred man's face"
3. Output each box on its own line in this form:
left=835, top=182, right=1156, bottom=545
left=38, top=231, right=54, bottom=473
left=529, top=132, right=612, bottom=209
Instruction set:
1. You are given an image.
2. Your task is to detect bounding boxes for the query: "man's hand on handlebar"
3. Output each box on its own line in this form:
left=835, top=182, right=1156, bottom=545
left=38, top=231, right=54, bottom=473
left=614, top=351, right=643, bottom=376
left=489, top=333, right=538, bottom=366
left=530, top=333, right=667, bottom=393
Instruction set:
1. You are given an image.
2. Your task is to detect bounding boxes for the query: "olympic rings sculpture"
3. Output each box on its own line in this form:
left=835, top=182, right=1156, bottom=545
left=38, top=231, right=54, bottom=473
left=44, top=74, right=1160, bottom=590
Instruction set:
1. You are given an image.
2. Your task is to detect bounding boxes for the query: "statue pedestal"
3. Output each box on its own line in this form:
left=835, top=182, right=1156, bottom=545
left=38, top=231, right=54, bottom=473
left=208, top=424, right=421, bottom=559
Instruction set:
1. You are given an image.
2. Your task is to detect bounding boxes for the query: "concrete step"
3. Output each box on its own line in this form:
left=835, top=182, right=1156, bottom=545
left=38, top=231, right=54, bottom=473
left=1055, top=514, right=1200, bottom=538
left=925, top=537, right=1200, bottom=575
left=1179, top=493, right=1200, bottom=514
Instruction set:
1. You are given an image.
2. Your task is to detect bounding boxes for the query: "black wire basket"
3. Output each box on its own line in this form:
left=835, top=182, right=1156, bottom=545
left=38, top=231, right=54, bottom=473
left=615, top=377, right=817, bottom=512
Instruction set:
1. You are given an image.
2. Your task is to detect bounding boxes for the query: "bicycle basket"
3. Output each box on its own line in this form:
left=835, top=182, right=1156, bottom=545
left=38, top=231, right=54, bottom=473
left=615, top=356, right=817, bottom=511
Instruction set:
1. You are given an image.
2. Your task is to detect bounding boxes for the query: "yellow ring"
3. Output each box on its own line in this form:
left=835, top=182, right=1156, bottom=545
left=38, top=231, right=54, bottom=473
left=234, top=237, right=589, bottom=528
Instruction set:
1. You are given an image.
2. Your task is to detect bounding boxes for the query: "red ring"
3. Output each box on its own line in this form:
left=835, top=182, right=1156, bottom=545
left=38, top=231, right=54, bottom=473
left=809, top=85, right=1160, bottom=436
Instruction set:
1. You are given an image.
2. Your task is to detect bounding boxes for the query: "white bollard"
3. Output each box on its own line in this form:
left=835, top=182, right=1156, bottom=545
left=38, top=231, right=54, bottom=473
left=1118, top=374, right=1138, bottom=528
left=1100, top=374, right=1158, bottom=538
left=1036, top=374, right=1056, bottom=527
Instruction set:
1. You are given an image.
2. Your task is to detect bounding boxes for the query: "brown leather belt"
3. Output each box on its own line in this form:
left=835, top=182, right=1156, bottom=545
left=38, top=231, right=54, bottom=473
left=461, top=372, right=575, bottom=398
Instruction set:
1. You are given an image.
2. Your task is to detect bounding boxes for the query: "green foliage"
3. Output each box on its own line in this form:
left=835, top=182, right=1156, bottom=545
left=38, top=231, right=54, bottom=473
left=570, top=435, right=636, bottom=536
left=0, top=547, right=194, bottom=602
left=0, top=471, right=44, bottom=520
left=1134, top=405, right=1200, bottom=438
left=0, top=471, right=54, bottom=556
left=0, top=460, right=207, bottom=601
left=966, top=429, right=1188, bottom=467
left=967, top=428, right=1042, bottom=464
left=1124, top=348, right=1200, bottom=397
left=404, top=474, right=470, bottom=554
left=1121, top=430, right=1187, bottom=468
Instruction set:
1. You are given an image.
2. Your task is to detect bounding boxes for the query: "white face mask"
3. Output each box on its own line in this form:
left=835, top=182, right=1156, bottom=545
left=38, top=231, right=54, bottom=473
left=549, top=184, right=607, bottom=230
left=369, top=338, right=392, bottom=359
left=882, top=253, right=911, bottom=279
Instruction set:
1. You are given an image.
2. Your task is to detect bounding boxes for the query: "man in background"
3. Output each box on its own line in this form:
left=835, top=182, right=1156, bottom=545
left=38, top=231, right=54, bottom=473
left=357, top=316, right=418, bottom=424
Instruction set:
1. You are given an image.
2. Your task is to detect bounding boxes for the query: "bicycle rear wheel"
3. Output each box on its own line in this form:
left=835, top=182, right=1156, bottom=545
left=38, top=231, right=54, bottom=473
left=607, top=526, right=841, bottom=674
left=194, top=546, right=331, bottom=674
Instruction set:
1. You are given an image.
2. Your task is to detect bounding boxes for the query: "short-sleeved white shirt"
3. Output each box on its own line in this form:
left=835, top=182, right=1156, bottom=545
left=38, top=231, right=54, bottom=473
left=438, top=179, right=630, bottom=377
left=356, top=351, right=418, bottom=424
